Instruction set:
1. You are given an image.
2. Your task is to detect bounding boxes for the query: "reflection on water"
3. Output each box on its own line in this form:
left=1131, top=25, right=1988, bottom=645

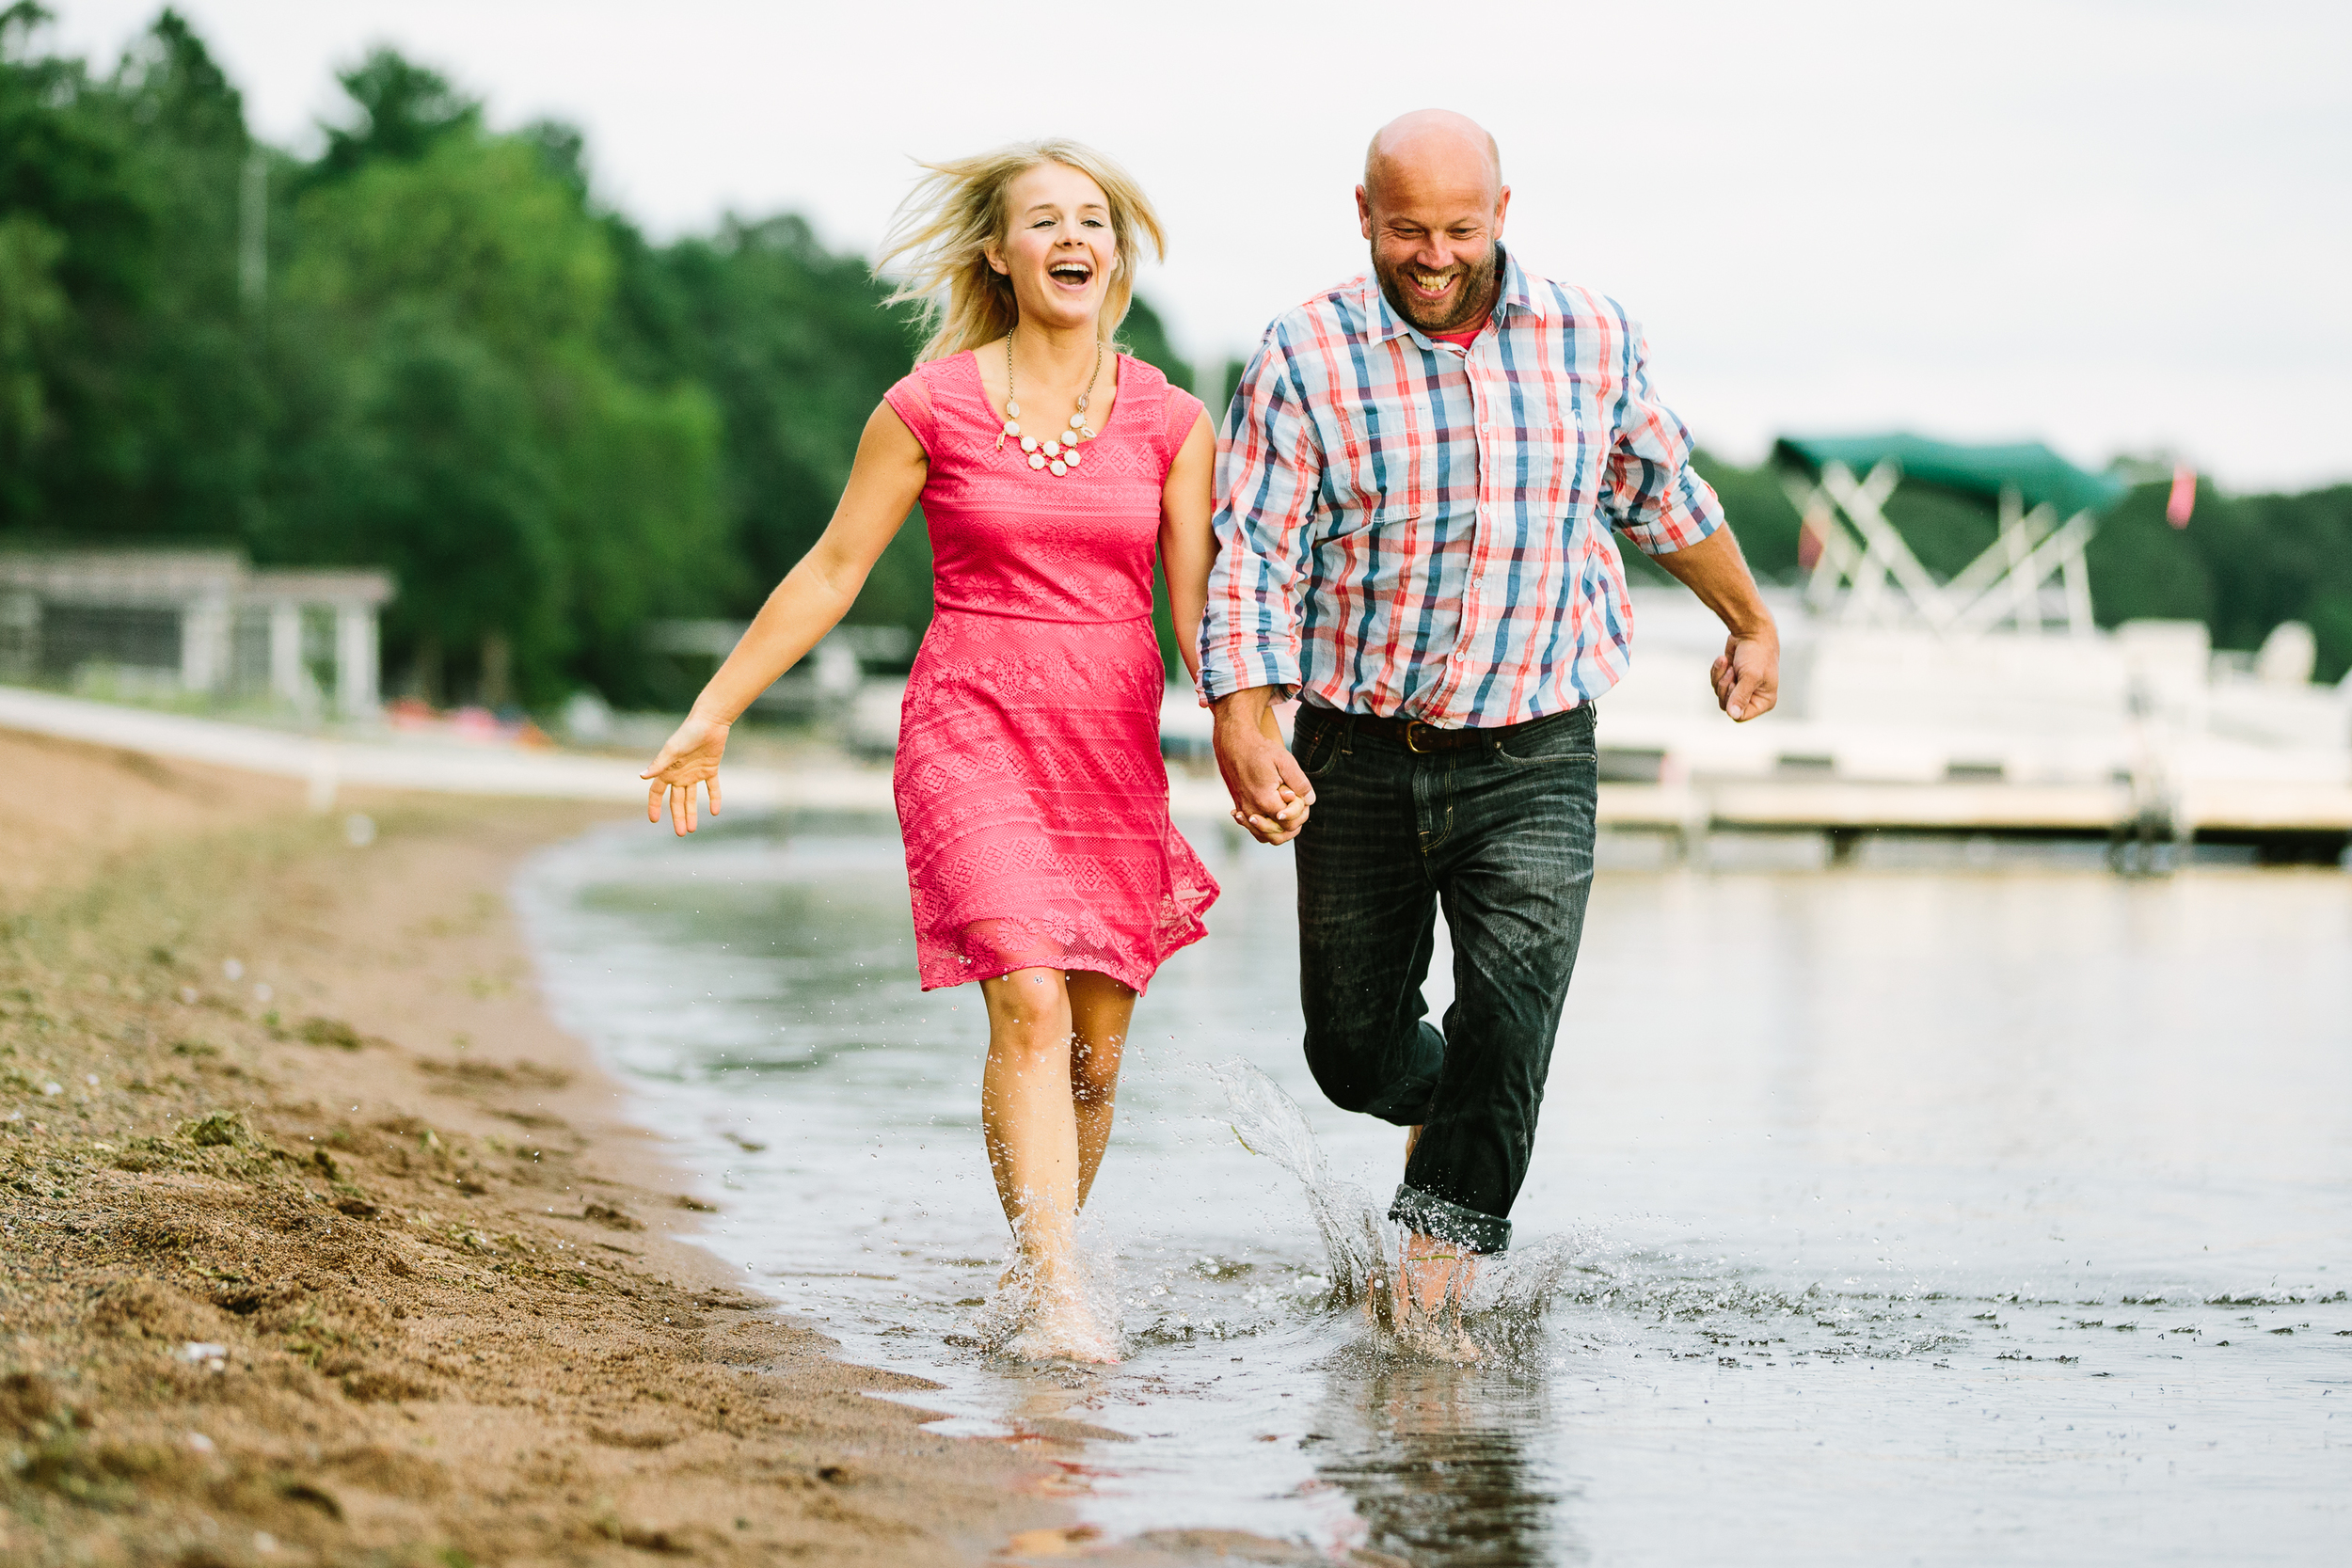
left=515, top=813, right=2352, bottom=1567
left=1311, top=1354, right=1566, bottom=1566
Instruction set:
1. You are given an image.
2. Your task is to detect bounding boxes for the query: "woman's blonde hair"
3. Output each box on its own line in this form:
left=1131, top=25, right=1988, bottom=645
left=878, top=138, right=1167, bottom=365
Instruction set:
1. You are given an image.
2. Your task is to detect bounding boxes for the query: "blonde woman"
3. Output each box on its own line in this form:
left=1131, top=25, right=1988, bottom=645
left=641, top=142, right=1297, bottom=1361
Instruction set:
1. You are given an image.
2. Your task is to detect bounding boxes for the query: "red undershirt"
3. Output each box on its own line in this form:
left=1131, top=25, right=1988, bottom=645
left=1427, top=319, right=1487, bottom=349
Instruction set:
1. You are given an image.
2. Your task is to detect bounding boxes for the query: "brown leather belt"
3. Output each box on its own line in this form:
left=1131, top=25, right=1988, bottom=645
left=1329, top=709, right=1555, bottom=754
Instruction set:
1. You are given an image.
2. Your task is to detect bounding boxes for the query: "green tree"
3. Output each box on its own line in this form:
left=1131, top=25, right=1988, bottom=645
left=272, top=95, right=726, bottom=705
left=0, top=210, right=68, bottom=506
left=2082, top=480, right=2221, bottom=628
left=104, top=9, right=265, bottom=536
left=311, top=312, right=566, bottom=700
left=1, top=2, right=154, bottom=531
left=609, top=214, right=924, bottom=629
left=287, top=135, right=612, bottom=357
left=2084, top=481, right=2352, bottom=679
left=556, top=370, right=728, bottom=705
left=304, top=47, right=479, bottom=189
left=1118, top=293, right=1192, bottom=394
left=2228, top=486, right=2352, bottom=680
left=0, top=6, right=269, bottom=539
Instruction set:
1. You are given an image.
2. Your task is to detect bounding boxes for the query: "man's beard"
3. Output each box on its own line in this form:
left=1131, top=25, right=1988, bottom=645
left=1373, top=242, right=1502, bottom=334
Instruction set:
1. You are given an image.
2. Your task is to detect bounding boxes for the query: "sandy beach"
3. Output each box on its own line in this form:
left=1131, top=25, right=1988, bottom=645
left=0, top=727, right=1073, bottom=1565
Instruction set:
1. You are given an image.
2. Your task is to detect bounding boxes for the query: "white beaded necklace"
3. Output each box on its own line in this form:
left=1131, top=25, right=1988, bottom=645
left=993, top=335, right=1099, bottom=477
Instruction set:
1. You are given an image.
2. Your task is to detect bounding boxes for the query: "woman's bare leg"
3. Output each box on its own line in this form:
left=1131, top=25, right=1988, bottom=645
left=979, top=967, right=1080, bottom=1275
left=1066, top=971, right=1136, bottom=1209
left=974, top=966, right=1138, bottom=1362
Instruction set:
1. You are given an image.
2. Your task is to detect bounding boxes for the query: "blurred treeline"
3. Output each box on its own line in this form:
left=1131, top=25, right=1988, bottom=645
left=7, top=9, right=2346, bottom=709
left=0, top=7, right=1193, bottom=708
left=1695, top=460, right=2352, bottom=681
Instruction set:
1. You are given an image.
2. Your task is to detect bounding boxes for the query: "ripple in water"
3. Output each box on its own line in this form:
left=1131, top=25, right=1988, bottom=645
left=516, top=816, right=2352, bottom=1566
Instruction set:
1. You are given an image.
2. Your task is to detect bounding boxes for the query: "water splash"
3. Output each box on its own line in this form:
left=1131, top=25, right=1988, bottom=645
left=1207, top=1056, right=1388, bottom=1303
left=1207, top=1058, right=2004, bottom=1369
left=1209, top=1057, right=1592, bottom=1359
left=955, top=1220, right=1128, bottom=1366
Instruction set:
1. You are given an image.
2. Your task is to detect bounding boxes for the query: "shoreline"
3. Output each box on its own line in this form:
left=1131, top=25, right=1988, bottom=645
left=0, top=727, right=1069, bottom=1564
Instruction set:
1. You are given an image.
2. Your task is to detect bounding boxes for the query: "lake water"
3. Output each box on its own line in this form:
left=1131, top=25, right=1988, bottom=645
left=515, top=813, right=2351, bottom=1566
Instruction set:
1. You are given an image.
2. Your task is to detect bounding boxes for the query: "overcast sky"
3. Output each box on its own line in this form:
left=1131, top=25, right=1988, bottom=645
left=46, top=0, right=2352, bottom=490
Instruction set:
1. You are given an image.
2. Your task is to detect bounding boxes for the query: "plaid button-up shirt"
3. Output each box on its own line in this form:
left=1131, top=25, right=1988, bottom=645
left=1200, top=251, right=1723, bottom=727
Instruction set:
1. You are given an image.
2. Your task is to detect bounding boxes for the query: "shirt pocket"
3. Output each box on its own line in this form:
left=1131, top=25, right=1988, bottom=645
left=1311, top=401, right=1391, bottom=535
left=1513, top=382, right=1602, bottom=517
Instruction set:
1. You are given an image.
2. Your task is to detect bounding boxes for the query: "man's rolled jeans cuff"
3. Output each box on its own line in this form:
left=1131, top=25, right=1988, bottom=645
left=1389, top=1183, right=1510, bottom=1255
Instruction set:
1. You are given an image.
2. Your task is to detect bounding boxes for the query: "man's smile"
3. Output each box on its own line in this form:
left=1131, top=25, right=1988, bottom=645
left=1406, top=266, right=1459, bottom=300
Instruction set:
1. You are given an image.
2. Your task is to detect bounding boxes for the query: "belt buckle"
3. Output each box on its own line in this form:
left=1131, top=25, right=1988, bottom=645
left=1405, top=721, right=1433, bottom=753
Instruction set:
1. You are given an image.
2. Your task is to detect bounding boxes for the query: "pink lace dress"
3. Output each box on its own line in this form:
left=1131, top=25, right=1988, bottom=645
left=882, top=351, right=1218, bottom=993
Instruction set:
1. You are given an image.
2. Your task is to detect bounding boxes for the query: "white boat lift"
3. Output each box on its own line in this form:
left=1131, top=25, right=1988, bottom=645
left=1775, top=434, right=2126, bottom=638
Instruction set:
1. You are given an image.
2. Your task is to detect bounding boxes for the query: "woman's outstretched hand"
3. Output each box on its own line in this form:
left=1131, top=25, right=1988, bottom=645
left=642, top=714, right=730, bottom=835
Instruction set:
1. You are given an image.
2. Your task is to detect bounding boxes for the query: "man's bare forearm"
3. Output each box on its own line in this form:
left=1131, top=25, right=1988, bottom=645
left=1650, top=525, right=1781, bottom=721
left=1211, top=684, right=1278, bottom=735
left=1651, top=527, right=1775, bottom=641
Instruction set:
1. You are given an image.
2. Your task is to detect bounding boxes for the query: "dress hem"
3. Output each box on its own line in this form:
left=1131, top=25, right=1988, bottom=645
left=914, top=909, right=1212, bottom=998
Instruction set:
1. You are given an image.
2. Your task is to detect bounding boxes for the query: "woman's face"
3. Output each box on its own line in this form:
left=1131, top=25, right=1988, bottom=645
left=988, top=161, right=1117, bottom=335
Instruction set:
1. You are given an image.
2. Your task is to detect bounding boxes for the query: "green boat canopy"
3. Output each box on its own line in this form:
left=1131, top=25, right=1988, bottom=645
left=1772, top=433, right=2127, bottom=518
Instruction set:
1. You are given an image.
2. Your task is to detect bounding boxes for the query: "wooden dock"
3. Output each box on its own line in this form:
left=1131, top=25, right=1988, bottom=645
left=1594, top=778, right=2352, bottom=862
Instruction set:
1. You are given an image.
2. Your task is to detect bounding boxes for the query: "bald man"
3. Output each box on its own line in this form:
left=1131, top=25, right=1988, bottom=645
left=1201, top=110, right=1779, bottom=1325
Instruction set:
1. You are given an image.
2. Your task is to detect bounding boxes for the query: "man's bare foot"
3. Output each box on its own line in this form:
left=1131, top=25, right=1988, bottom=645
left=1394, top=1311, right=1484, bottom=1364
left=1367, top=1231, right=1481, bottom=1361
left=1377, top=1130, right=1481, bottom=1358
left=1396, top=1230, right=1476, bottom=1315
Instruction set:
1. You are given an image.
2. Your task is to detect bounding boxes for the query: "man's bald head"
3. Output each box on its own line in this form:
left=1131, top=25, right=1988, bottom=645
left=1362, top=109, right=1502, bottom=211
left=1357, top=109, right=1510, bottom=334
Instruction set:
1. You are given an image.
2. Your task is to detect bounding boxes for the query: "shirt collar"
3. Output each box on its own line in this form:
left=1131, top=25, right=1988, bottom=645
left=1365, top=245, right=1550, bottom=347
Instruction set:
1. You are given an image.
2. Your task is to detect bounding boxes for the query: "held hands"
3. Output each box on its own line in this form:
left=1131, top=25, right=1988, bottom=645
left=1211, top=691, right=1314, bottom=846
left=641, top=713, right=730, bottom=835
left=1709, top=630, right=1780, bottom=722
left=1234, top=784, right=1310, bottom=846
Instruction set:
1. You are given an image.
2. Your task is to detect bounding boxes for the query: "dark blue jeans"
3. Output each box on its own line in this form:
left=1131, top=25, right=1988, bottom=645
left=1291, top=703, right=1598, bottom=1253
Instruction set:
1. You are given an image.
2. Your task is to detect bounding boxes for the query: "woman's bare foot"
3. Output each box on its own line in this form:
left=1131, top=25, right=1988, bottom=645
left=1009, top=1277, right=1121, bottom=1364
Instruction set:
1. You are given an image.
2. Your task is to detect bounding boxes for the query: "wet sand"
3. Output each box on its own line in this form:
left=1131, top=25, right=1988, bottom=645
left=0, top=728, right=1071, bottom=1565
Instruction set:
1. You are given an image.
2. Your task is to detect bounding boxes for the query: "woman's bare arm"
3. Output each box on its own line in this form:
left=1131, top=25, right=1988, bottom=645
left=642, top=402, right=928, bottom=833
left=1158, top=410, right=1216, bottom=688
left=1161, top=407, right=1306, bottom=839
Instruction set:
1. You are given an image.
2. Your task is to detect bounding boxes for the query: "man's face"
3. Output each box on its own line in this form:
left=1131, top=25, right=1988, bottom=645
left=1358, top=161, right=1509, bottom=334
